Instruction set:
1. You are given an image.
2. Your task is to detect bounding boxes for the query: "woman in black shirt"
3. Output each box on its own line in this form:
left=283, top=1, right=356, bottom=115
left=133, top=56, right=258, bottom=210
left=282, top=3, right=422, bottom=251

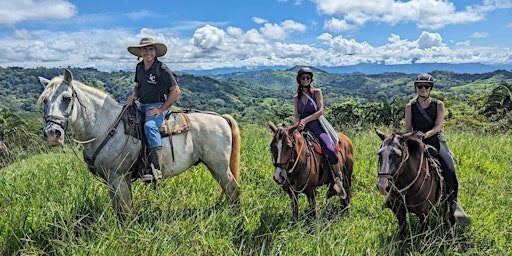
left=404, top=73, right=470, bottom=226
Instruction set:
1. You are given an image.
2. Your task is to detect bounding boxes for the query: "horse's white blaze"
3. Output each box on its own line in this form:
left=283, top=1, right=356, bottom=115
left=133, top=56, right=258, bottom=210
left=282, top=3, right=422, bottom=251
left=273, top=139, right=285, bottom=183
left=276, top=139, right=282, bottom=163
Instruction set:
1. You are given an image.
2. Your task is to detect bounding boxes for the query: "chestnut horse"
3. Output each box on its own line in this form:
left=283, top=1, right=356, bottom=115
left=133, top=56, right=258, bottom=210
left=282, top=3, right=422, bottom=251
left=375, top=129, right=449, bottom=239
left=268, top=121, right=353, bottom=220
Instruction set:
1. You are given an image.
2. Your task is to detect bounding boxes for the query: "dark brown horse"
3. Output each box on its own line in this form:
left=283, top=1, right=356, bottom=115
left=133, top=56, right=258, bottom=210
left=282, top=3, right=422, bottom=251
left=268, top=121, right=354, bottom=220
left=375, top=129, right=449, bottom=239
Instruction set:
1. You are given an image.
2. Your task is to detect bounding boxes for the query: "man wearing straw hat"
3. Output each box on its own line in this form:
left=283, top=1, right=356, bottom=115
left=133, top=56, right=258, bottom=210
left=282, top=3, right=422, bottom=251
left=127, top=37, right=180, bottom=182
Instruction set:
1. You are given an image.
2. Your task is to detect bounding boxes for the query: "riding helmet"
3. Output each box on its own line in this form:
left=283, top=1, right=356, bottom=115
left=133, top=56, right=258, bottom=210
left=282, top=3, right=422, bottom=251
left=297, top=67, right=314, bottom=84
left=414, top=73, right=434, bottom=85
left=297, top=67, right=314, bottom=77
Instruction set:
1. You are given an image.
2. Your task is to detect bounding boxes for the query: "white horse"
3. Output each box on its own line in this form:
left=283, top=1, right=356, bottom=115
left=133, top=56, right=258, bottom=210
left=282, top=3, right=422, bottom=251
left=38, top=69, right=241, bottom=216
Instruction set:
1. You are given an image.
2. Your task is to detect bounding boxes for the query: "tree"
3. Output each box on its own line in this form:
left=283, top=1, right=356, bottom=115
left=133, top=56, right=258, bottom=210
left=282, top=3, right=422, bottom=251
left=481, top=82, right=512, bottom=121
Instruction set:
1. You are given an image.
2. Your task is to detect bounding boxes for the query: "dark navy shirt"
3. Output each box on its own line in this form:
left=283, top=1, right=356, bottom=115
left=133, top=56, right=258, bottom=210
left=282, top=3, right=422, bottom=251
left=135, top=59, right=178, bottom=104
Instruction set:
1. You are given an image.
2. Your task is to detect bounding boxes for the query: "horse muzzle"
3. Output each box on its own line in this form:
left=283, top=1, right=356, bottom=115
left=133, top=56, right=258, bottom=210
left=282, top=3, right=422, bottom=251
left=377, top=176, right=391, bottom=195
left=44, top=122, right=65, bottom=146
left=273, top=167, right=287, bottom=184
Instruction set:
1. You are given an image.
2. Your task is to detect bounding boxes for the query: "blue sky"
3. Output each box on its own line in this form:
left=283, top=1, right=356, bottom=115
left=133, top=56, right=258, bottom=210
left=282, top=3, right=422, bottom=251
left=0, top=0, right=511, bottom=71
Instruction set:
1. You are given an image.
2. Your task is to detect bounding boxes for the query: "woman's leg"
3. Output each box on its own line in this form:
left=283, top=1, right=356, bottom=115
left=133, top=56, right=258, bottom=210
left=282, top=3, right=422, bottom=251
left=439, top=141, right=470, bottom=226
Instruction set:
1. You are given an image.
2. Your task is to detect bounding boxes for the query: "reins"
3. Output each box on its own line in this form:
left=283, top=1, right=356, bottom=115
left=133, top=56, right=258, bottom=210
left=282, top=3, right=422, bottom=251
left=382, top=139, right=443, bottom=207
left=69, top=104, right=128, bottom=145
left=394, top=145, right=424, bottom=194
left=278, top=131, right=313, bottom=194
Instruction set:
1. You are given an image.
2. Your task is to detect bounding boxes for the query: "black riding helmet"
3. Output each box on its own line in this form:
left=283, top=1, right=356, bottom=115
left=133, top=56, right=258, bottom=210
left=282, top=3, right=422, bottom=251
left=296, top=67, right=314, bottom=84
left=414, top=73, right=434, bottom=86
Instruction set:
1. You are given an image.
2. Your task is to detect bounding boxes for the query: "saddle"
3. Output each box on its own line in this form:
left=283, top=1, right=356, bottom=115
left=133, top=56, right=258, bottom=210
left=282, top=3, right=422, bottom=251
left=302, top=130, right=340, bottom=155
left=122, top=104, right=191, bottom=181
left=122, top=104, right=190, bottom=139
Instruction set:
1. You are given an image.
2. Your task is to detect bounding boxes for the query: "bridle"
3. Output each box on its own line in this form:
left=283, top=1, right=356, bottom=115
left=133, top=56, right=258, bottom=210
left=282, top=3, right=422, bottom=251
left=378, top=139, right=423, bottom=194
left=272, top=130, right=312, bottom=193
left=378, top=137, right=442, bottom=207
left=43, top=81, right=130, bottom=169
left=272, top=133, right=304, bottom=173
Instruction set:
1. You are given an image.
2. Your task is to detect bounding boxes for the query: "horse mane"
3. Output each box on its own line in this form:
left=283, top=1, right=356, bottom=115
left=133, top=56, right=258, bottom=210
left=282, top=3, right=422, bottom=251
left=398, top=133, right=425, bottom=157
left=384, top=132, right=424, bottom=156
left=38, top=76, right=64, bottom=103
left=38, top=75, right=113, bottom=104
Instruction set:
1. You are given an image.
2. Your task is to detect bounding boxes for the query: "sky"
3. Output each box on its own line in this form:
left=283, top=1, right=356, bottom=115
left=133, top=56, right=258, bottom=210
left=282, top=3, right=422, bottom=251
left=0, top=0, right=511, bottom=72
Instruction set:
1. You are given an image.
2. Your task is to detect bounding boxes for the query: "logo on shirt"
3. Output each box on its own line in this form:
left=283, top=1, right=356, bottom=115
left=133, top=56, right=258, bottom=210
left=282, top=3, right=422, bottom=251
left=147, top=73, right=157, bottom=84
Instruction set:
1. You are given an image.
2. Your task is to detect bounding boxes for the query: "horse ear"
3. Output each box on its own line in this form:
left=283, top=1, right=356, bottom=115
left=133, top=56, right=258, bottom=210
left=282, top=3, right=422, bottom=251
left=64, top=69, right=73, bottom=84
left=38, top=77, right=50, bottom=88
left=267, top=120, right=278, bottom=133
left=289, top=122, right=300, bottom=133
left=375, top=128, right=387, bottom=141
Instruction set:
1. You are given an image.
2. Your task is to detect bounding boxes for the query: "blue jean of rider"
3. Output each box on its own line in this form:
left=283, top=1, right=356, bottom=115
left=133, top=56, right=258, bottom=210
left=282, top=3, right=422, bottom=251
left=140, top=103, right=169, bottom=147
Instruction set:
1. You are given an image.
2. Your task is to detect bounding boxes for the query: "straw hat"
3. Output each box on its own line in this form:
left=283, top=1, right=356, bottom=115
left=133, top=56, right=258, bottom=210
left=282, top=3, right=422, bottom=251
left=127, top=37, right=167, bottom=57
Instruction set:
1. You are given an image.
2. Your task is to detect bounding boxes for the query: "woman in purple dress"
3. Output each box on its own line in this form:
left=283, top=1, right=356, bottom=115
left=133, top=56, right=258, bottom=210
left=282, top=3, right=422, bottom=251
left=293, top=67, right=343, bottom=197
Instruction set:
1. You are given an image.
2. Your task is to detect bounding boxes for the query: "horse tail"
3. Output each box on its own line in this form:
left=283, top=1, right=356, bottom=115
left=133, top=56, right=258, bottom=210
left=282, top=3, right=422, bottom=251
left=222, top=114, right=241, bottom=181
left=337, top=132, right=354, bottom=188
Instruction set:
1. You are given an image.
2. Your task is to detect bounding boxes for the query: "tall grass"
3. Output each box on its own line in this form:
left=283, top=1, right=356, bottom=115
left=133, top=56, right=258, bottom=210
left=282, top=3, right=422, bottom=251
left=0, top=125, right=510, bottom=255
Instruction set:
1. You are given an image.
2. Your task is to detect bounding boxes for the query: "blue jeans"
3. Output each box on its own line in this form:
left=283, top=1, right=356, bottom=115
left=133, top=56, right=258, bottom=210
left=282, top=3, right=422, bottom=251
left=140, top=103, right=168, bottom=147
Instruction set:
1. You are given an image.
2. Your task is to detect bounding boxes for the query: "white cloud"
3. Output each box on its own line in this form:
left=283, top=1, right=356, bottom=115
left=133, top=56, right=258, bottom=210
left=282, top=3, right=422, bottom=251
left=314, top=0, right=493, bottom=30
left=125, top=10, right=153, bottom=20
left=0, top=24, right=510, bottom=72
left=14, top=29, right=38, bottom=40
left=252, top=17, right=268, bottom=24
left=323, top=18, right=356, bottom=32
left=416, top=31, right=444, bottom=49
left=192, top=25, right=226, bottom=50
left=471, top=32, right=488, bottom=38
left=0, top=0, right=77, bottom=27
left=259, top=20, right=306, bottom=40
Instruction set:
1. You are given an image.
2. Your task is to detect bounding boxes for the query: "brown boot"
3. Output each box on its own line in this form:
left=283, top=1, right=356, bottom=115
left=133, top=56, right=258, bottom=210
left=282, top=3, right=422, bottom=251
left=142, top=146, right=163, bottom=182
left=328, top=163, right=347, bottom=199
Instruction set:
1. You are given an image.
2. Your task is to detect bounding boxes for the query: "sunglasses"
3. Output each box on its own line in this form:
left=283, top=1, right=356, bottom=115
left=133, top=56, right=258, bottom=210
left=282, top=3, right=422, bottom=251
left=300, top=75, right=312, bottom=80
left=416, top=84, right=431, bottom=89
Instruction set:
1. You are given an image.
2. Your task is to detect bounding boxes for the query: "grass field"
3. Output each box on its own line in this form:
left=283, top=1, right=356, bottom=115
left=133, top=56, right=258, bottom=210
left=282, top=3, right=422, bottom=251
left=0, top=124, right=510, bottom=255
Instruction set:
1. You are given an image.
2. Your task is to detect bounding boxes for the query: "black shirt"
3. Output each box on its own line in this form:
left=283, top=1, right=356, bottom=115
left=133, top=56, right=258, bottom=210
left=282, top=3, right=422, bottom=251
left=135, top=59, right=178, bottom=104
left=411, top=99, right=441, bottom=150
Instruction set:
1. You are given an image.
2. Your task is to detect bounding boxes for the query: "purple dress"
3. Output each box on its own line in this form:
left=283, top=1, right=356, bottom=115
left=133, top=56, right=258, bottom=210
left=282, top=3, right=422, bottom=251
left=297, top=93, right=339, bottom=164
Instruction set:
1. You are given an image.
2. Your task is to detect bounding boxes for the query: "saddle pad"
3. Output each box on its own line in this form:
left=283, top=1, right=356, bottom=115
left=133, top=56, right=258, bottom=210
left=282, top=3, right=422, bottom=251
left=122, top=105, right=190, bottom=139
left=304, top=131, right=341, bottom=154
left=159, top=112, right=190, bottom=137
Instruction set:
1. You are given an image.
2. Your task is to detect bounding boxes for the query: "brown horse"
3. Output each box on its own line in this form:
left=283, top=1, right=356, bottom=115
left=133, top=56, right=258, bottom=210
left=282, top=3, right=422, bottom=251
left=268, top=121, right=354, bottom=220
left=375, top=129, right=449, bottom=239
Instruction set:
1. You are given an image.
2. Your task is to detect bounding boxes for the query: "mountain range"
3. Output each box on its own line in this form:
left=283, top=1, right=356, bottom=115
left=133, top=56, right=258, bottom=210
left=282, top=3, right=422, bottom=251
left=182, top=62, right=512, bottom=76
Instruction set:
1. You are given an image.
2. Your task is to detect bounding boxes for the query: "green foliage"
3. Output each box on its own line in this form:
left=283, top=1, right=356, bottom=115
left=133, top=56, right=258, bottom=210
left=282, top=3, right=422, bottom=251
left=2, top=67, right=512, bottom=129
left=0, top=112, right=46, bottom=168
left=481, top=82, right=512, bottom=119
left=0, top=126, right=510, bottom=255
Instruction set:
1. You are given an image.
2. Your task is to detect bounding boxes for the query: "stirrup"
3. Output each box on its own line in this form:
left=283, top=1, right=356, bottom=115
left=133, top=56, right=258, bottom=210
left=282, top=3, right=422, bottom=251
left=142, top=164, right=162, bottom=182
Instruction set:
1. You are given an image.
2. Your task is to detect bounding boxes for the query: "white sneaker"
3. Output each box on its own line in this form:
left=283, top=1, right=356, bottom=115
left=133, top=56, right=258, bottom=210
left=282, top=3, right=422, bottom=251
left=333, top=177, right=347, bottom=199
